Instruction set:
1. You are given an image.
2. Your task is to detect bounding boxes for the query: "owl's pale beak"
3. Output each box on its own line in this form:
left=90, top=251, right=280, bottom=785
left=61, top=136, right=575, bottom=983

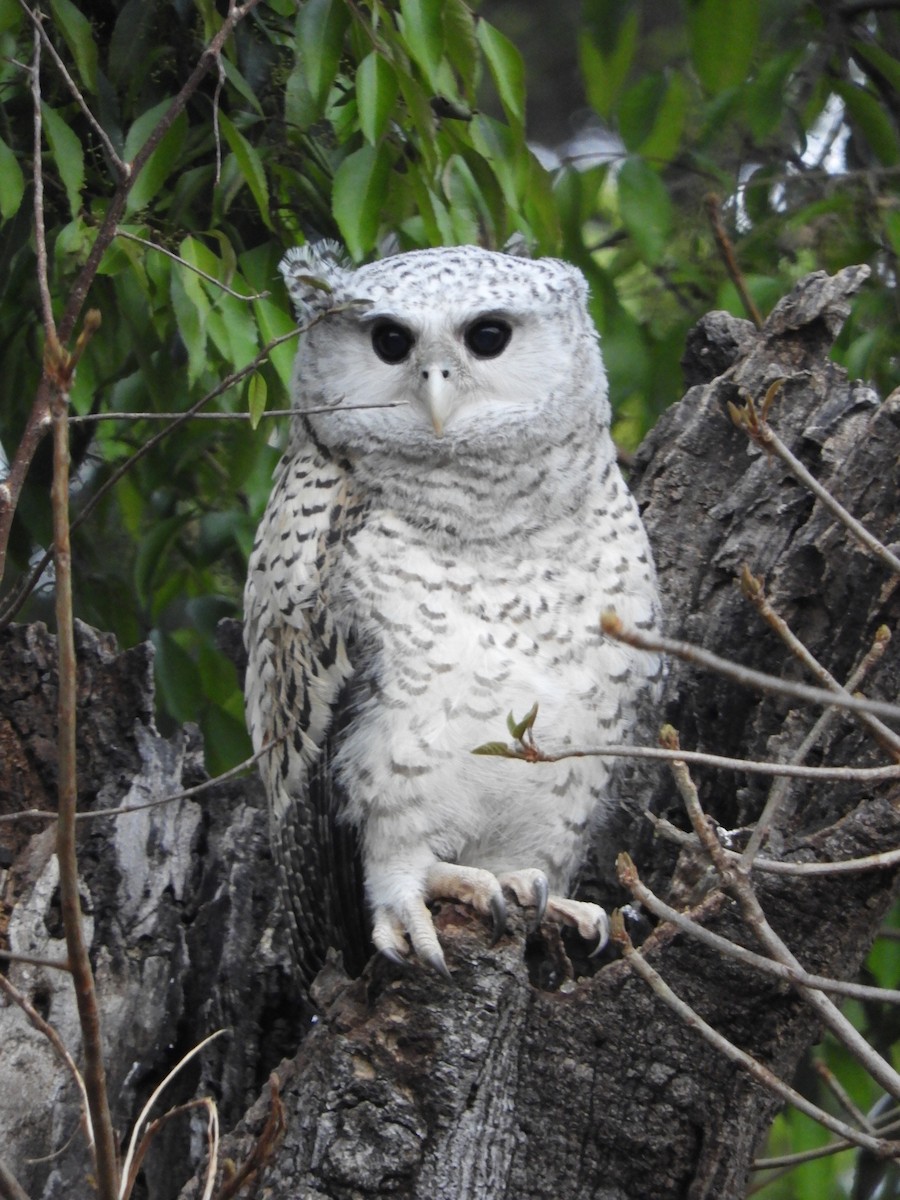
left=420, top=366, right=454, bottom=437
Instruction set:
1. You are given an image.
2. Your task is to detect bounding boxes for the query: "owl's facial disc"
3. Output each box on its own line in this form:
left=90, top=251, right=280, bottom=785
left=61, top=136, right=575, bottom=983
left=367, top=313, right=515, bottom=438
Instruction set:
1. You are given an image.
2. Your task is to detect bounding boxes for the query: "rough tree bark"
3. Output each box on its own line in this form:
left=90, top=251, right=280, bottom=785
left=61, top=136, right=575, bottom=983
left=1, top=267, right=898, bottom=1200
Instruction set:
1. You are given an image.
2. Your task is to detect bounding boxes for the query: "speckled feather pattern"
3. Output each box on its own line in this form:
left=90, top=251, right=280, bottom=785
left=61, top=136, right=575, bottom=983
left=244, top=244, right=661, bottom=984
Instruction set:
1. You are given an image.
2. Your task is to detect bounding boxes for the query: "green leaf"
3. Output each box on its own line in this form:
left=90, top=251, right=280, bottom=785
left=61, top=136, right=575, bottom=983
left=836, top=81, right=900, bottom=166
left=620, top=73, right=689, bottom=164
left=151, top=628, right=204, bottom=724
left=170, top=265, right=209, bottom=385
left=578, top=11, right=638, bottom=119
left=399, top=0, right=445, bottom=90
left=50, top=0, right=99, bottom=93
left=616, top=157, right=673, bottom=264
left=332, top=144, right=391, bottom=259
left=471, top=114, right=526, bottom=209
left=744, top=51, right=801, bottom=142
left=686, top=0, right=760, bottom=95
left=852, top=40, right=900, bottom=96
left=507, top=701, right=539, bottom=741
left=356, top=52, right=399, bottom=145
left=296, top=0, right=350, bottom=113
left=41, top=104, right=85, bottom=218
left=218, top=113, right=271, bottom=228
left=443, top=0, right=478, bottom=96
left=247, top=372, right=267, bottom=429
left=123, top=99, right=187, bottom=212
left=0, top=0, right=22, bottom=34
left=476, top=19, right=526, bottom=128
left=471, top=741, right=516, bottom=757
left=0, top=135, right=24, bottom=219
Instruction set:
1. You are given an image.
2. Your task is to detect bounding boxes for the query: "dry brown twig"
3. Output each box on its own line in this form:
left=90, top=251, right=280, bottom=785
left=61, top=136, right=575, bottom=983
left=663, top=731, right=900, bottom=1105
left=611, top=911, right=899, bottom=1158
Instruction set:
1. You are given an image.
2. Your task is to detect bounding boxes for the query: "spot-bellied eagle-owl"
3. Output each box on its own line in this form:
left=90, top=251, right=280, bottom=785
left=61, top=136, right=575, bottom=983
left=244, top=242, right=661, bottom=987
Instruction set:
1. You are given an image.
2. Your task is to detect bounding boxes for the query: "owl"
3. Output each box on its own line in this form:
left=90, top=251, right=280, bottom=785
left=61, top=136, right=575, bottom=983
left=244, top=242, right=661, bottom=987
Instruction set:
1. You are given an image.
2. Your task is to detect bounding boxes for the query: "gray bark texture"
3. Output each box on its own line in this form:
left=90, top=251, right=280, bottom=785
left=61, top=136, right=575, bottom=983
left=1, top=267, right=898, bottom=1200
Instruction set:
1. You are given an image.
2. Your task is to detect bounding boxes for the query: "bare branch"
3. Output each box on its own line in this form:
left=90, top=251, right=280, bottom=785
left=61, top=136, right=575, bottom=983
left=739, top=587, right=898, bottom=866
left=666, top=741, right=900, bottom=1103
left=114, top=229, right=269, bottom=300
left=50, top=358, right=119, bottom=1200
left=704, top=193, right=763, bottom=328
left=18, top=1, right=127, bottom=178
left=602, top=613, right=900, bottom=724
left=68, top=402, right=406, bottom=423
left=0, top=1155, right=32, bottom=1200
left=119, top=1029, right=226, bottom=1200
left=617, top=854, right=900, bottom=1005
left=0, top=973, right=91, bottom=1153
left=730, top=387, right=900, bottom=577
left=645, top=814, right=900, bottom=876
left=610, top=912, right=900, bottom=1158
left=28, top=23, right=54, bottom=342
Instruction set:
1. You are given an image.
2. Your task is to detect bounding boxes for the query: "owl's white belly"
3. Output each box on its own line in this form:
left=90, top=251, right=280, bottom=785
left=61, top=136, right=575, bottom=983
left=331, top=501, right=659, bottom=892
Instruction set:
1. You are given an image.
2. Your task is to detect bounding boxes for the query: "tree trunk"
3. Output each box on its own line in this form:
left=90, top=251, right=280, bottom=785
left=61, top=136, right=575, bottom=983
left=1, top=267, right=898, bottom=1200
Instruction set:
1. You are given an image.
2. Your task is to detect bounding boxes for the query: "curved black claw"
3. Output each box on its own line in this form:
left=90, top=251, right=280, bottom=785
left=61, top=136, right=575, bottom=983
left=425, top=950, right=453, bottom=980
left=529, top=874, right=549, bottom=931
left=489, top=891, right=509, bottom=945
left=379, top=945, right=408, bottom=968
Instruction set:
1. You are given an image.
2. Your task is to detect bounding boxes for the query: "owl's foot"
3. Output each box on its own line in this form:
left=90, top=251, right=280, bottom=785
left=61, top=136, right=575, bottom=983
left=371, top=863, right=508, bottom=976
left=500, top=869, right=608, bottom=952
left=370, top=864, right=609, bottom=975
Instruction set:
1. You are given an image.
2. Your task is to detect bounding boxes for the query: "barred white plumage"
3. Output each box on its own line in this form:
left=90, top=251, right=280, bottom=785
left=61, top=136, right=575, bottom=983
left=244, top=242, right=661, bottom=986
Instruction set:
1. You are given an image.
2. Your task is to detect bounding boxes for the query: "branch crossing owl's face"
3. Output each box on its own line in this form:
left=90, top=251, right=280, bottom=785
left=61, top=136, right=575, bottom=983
left=280, top=243, right=609, bottom=461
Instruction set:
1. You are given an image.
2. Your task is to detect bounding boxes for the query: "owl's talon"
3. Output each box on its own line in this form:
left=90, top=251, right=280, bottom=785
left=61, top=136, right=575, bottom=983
left=530, top=874, right=549, bottom=929
left=423, top=949, right=452, bottom=980
left=489, top=891, right=508, bottom=945
left=499, top=868, right=550, bottom=929
left=379, top=946, right=408, bottom=968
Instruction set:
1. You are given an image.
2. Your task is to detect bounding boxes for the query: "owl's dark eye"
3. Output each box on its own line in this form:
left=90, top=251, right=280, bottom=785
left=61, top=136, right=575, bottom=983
left=372, top=321, right=414, bottom=364
left=465, top=318, right=512, bottom=359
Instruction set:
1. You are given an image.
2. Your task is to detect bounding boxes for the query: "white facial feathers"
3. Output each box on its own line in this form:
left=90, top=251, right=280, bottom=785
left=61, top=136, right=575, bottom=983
left=279, top=243, right=609, bottom=457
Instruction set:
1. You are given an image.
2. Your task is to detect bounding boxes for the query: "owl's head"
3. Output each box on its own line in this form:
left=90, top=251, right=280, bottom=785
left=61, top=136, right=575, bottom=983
left=279, top=243, right=609, bottom=461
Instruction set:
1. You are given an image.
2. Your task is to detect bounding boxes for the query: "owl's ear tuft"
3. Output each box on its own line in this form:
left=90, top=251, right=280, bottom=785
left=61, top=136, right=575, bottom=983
left=280, top=240, right=354, bottom=319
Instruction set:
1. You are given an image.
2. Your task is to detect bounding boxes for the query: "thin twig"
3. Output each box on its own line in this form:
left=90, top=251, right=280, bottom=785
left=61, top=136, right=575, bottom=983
left=610, top=912, right=899, bottom=1158
left=68, top=401, right=405, bottom=422
left=0, top=1155, right=32, bottom=1200
left=814, top=1060, right=876, bottom=1132
left=0, top=325, right=299, bottom=626
left=29, top=24, right=54, bottom=342
left=0, top=949, right=71, bottom=971
left=49, top=342, right=119, bottom=1200
left=18, top=1, right=127, bottom=178
left=0, top=739, right=282, bottom=828
left=616, top=853, right=900, bottom=1005
left=0, top=972, right=91, bottom=1152
left=602, top=613, right=900, bottom=724
left=114, top=230, right=269, bottom=300
left=704, top=193, right=763, bottom=328
left=645, top=814, right=900, bottom=876
left=667, top=739, right=900, bottom=1103
left=120, top=1097, right=219, bottom=1200
left=118, top=1029, right=226, bottom=1200
left=730, top=389, right=900, bottom=577
left=740, top=581, right=898, bottom=865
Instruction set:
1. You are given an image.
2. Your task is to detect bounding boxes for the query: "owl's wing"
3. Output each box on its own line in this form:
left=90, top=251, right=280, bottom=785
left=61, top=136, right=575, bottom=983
left=244, top=433, right=369, bottom=990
